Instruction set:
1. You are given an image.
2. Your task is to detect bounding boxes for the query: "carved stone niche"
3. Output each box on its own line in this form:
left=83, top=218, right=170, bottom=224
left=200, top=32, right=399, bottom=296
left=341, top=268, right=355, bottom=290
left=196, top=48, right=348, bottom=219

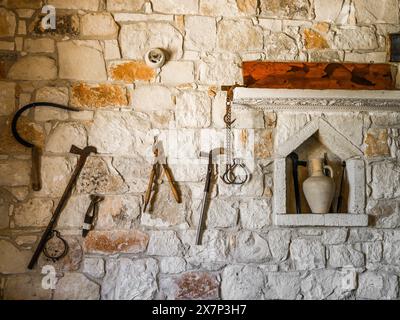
left=273, top=118, right=367, bottom=227
left=232, top=88, right=400, bottom=227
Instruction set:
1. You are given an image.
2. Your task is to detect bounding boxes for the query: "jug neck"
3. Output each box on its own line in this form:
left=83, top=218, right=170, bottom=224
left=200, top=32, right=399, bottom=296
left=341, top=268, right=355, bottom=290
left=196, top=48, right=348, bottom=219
left=309, top=158, right=324, bottom=176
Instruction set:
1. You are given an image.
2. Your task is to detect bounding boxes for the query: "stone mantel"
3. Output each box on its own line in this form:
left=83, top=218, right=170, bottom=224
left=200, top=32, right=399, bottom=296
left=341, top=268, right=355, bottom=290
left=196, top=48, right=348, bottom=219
left=233, top=88, right=400, bottom=112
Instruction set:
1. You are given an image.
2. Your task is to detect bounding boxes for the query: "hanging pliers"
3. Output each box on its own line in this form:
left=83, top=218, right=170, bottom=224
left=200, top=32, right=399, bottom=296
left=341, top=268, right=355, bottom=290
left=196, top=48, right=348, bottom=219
left=143, top=140, right=181, bottom=212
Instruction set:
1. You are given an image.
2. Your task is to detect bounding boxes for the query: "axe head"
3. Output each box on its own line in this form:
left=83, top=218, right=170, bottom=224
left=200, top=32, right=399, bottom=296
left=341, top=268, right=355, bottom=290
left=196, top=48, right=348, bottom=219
left=70, top=145, right=97, bottom=156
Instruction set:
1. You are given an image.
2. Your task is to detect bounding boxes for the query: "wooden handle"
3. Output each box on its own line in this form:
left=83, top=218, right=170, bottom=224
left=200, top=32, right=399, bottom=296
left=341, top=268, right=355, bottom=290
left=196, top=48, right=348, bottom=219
left=143, top=166, right=156, bottom=211
left=31, top=147, right=41, bottom=191
left=162, top=164, right=181, bottom=203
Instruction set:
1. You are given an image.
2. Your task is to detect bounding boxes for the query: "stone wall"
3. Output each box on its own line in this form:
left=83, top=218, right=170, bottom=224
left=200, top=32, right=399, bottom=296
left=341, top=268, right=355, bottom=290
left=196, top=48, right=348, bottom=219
left=0, top=0, right=400, bottom=300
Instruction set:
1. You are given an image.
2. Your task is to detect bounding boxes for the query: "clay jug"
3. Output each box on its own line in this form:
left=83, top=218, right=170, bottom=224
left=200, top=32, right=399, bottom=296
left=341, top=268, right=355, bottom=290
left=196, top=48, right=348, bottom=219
left=303, top=158, right=335, bottom=214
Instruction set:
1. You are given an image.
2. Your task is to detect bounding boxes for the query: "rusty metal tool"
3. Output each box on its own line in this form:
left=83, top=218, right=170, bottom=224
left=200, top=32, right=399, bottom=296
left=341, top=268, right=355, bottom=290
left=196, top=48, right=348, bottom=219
left=220, top=84, right=249, bottom=185
left=11, top=102, right=80, bottom=191
left=288, top=152, right=307, bottom=214
left=143, top=139, right=181, bottom=213
left=82, top=195, right=104, bottom=237
left=28, top=145, right=97, bottom=269
left=335, top=161, right=346, bottom=213
left=195, top=147, right=225, bottom=245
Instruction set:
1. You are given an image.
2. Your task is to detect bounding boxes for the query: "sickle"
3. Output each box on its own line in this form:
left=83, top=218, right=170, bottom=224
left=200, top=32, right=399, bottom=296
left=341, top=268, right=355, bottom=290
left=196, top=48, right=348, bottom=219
left=11, top=102, right=81, bottom=191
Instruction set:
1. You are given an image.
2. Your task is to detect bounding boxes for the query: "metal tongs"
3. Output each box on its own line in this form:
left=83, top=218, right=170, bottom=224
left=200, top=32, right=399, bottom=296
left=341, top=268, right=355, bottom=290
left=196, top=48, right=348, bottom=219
left=143, top=139, right=181, bottom=212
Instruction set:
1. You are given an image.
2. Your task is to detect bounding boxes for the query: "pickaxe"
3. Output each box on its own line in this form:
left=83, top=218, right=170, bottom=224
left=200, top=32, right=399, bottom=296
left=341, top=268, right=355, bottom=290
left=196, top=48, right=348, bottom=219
left=11, top=102, right=80, bottom=191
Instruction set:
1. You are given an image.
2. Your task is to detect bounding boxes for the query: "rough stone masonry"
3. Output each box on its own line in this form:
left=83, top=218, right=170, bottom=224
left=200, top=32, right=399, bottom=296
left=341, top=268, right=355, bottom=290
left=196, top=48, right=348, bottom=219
left=0, top=0, right=400, bottom=300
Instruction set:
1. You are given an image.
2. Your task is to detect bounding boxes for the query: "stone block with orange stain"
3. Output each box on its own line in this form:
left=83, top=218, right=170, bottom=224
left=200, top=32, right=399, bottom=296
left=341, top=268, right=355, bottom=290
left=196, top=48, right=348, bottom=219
left=83, top=230, right=149, bottom=254
left=109, top=61, right=155, bottom=83
left=0, top=116, right=44, bottom=155
left=364, top=129, right=390, bottom=157
left=161, top=272, right=219, bottom=300
left=71, top=83, right=128, bottom=109
left=254, top=129, right=274, bottom=159
left=175, top=272, right=219, bottom=299
left=304, top=28, right=329, bottom=50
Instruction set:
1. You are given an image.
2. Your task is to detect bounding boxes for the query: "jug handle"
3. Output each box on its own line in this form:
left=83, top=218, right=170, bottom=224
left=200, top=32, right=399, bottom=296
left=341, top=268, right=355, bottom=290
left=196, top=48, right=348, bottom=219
left=323, top=165, right=334, bottom=178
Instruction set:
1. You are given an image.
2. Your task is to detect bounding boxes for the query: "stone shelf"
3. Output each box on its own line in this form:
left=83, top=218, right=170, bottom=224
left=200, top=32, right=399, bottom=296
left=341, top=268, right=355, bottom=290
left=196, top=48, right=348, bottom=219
left=275, top=214, right=369, bottom=227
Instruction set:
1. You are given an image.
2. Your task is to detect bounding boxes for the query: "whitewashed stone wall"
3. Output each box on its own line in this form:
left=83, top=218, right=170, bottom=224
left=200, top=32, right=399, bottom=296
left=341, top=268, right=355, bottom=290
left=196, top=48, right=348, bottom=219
left=0, top=0, right=400, bottom=300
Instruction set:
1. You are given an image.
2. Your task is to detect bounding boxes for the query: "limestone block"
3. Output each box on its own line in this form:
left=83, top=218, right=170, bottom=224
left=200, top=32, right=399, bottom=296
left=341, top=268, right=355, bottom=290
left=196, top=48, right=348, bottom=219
left=275, top=113, right=309, bottom=146
left=107, top=0, right=146, bottom=11
left=0, top=160, right=30, bottom=187
left=54, top=273, right=100, bottom=300
left=383, top=240, right=400, bottom=266
left=301, top=269, right=350, bottom=300
left=185, top=16, right=216, bottom=51
left=46, top=122, right=87, bottom=153
left=159, top=257, right=187, bottom=274
left=348, top=229, right=383, bottom=243
left=58, top=41, right=107, bottom=81
left=182, top=230, right=229, bottom=267
left=345, top=52, right=387, bottom=63
left=353, top=0, right=398, bottom=24
left=371, top=162, right=400, bottom=199
left=95, top=194, right=141, bottom=230
left=35, top=87, right=69, bottom=115
left=160, top=61, right=194, bottom=85
left=328, top=244, right=365, bottom=268
left=6, top=0, right=42, bottom=9
left=217, top=19, right=263, bottom=52
left=176, top=91, right=211, bottom=128
left=322, top=229, right=348, bottom=245
left=198, top=53, right=242, bottom=85
left=260, top=0, right=311, bottom=19
left=334, top=27, right=378, bottom=50
left=314, top=0, right=346, bottom=22
left=265, top=272, right=301, bottom=300
left=3, top=275, right=52, bottom=300
left=87, top=111, right=152, bottom=154
left=0, top=240, right=31, bottom=274
left=357, top=271, right=398, bottom=300
left=240, top=199, right=272, bottom=230
left=83, top=257, right=105, bottom=278
left=147, top=230, right=183, bottom=256
left=364, top=242, right=383, bottom=264
left=0, top=8, right=16, bottom=37
left=267, top=229, right=291, bottom=261
left=75, top=157, right=127, bottom=194
left=101, top=258, right=158, bottom=300
left=8, top=56, right=57, bottom=80
left=36, top=156, right=76, bottom=197
left=119, top=22, right=183, bottom=60
left=0, top=82, right=15, bottom=116
left=48, top=0, right=100, bottom=10
left=103, top=40, right=121, bottom=60
left=132, top=85, right=174, bottom=111
left=83, top=230, right=149, bottom=254
left=309, top=50, right=342, bottom=62
left=326, top=113, right=364, bottom=146
left=221, top=265, right=266, bottom=299
left=13, top=198, right=53, bottom=227
left=23, top=38, right=55, bottom=53
left=81, top=13, right=119, bottom=39
left=200, top=0, right=257, bottom=16
left=290, top=238, right=325, bottom=270
left=232, top=231, right=272, bottom=263
left=152, top=0, right=198, bottom=14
